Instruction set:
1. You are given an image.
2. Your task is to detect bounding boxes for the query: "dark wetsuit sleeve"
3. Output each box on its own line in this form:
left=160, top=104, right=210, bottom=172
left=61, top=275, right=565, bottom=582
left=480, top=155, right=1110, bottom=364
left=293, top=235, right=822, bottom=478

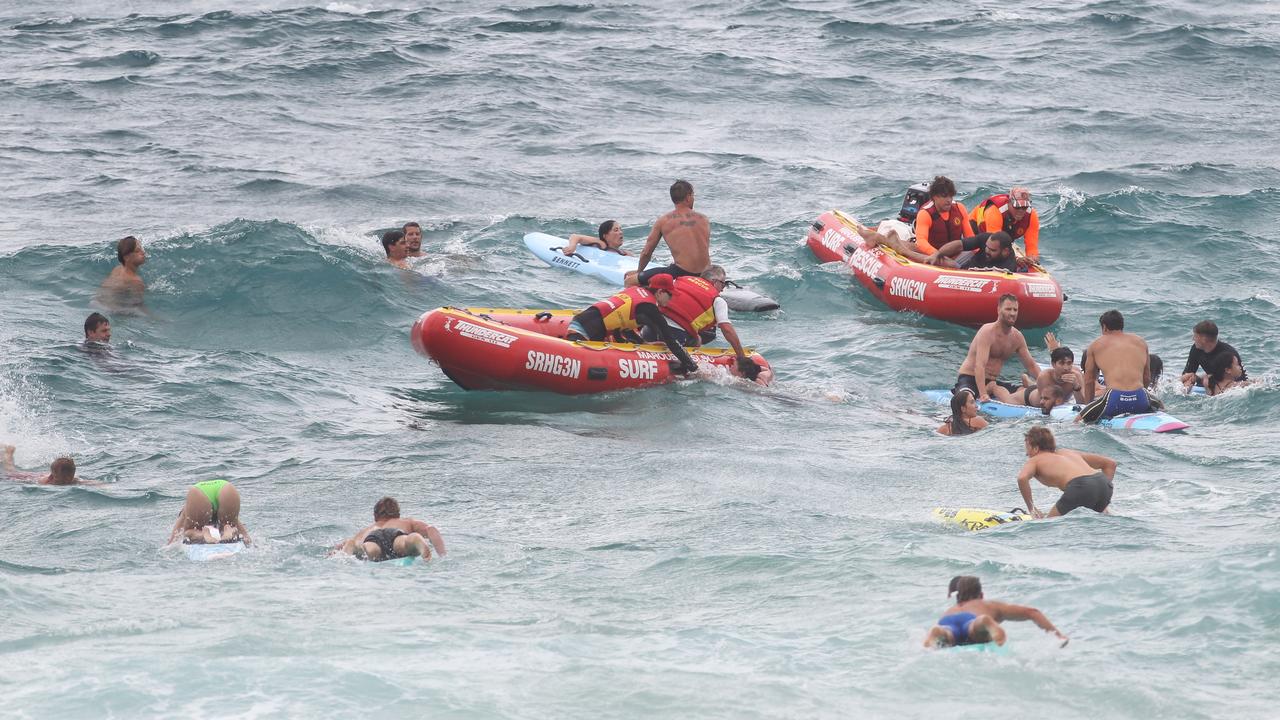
left=961, top=233, right=990, bottom=252
left=635, top=304, right=696, bottom=368
left=1182, top=345, right=1201, bottom=375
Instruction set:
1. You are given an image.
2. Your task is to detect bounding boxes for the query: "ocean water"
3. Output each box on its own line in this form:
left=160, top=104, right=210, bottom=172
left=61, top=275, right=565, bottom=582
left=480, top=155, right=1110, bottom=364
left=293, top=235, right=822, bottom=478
left=2, top=1, right=1279, bottom=717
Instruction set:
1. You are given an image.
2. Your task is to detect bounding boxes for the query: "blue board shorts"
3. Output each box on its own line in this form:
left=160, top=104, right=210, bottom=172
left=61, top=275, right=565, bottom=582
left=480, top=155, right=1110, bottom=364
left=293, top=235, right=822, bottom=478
left=1079, top=388, right=1150, bottom=422
left=937, top=612, right=978, bottom=644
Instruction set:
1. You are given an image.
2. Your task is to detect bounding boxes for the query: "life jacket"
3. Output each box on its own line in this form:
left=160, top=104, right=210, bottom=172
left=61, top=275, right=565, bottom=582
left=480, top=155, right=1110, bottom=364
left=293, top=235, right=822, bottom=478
left=660, top=276, right=720, bottom=336
left=922, top=200, right=966, bottom=250
left=591, top=287, right=656, bottom=333
left=969, top=193, right=1032, bottom=239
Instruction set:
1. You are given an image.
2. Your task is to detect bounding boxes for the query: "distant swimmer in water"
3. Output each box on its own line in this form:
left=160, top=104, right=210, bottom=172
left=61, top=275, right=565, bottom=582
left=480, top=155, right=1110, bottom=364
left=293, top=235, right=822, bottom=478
left=403, top=222, right=424, bottom=258
left=627, top=179, right=711, bottom=287
left=566, top=283, right=700, bottom=376
left=381, top=229, right=410, bottom=269
left=1180, top=320, right=1248, bottom=391
left=84, top=312, right=111, bottom=344
left=168, top=479, right=251, bottom=546
left=1016, top=426, right=1117, bottom=518
left=937, top=392, right=989, bottom=435
left=1078, top=310, right=1160, bottom=422
left=953, top=294, right=1040, bottom=403
left=1204, top=350, right=1249, bottom=396
left=97, top=235, right=147, bottom=310
left=563, top=219, right=631, bottom=257
left=338, top=496, right=445, bottom=562
left=2, top=445, right=100, bottom=486
left=924, top=575, right=1067, bottom=648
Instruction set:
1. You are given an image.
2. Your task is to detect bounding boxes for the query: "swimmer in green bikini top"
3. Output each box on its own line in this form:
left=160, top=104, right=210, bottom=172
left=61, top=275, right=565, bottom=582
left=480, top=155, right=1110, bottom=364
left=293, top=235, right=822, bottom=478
left=168, top=479, right=252, bottom=546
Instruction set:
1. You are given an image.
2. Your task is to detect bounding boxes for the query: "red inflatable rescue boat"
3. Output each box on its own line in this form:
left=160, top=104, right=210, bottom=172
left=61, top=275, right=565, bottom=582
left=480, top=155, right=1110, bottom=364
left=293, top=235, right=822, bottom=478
left=806, top=209, right=1063, bottom=328
left=411, top=307, right=773, bottom=394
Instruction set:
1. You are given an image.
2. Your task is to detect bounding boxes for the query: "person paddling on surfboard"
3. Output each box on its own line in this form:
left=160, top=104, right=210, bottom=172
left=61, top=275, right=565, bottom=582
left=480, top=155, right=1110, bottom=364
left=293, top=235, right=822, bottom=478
left=2, top=445, right=100, bottom=486
left=1017, top=426, right=1118, bottom=518
left=626, top=179, right=710, bottom=287
left=953, top=294, right=1040, bottom=403
left=563, top=220, right=631, bottom=257
left=338, top=496, right=445, bottom=562
left=925, top=575, right=1067, bottom=648
left=168, top=479, right=251, bottom=546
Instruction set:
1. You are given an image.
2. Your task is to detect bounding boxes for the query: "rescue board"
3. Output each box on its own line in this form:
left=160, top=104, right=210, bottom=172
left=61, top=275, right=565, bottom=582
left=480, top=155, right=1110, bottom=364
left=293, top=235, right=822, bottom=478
left=932, top=507, right=1030, bottom=531
left=921, top=390, right=1189, bottom=432
left=523, top=232, right=780, bottom=312
left=948, top=642, right=1010, bottom=654
left=183, top=541, right=245, bottom=561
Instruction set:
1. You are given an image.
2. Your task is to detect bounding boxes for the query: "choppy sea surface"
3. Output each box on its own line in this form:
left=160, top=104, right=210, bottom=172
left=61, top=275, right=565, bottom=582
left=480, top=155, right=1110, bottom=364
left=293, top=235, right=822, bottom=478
left=2, top=1, right=1279, bottom=717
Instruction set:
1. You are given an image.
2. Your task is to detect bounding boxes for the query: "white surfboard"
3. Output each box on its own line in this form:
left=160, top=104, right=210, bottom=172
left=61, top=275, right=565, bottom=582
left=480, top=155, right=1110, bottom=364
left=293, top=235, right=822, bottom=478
left=523, top=232, right=780, bottom=312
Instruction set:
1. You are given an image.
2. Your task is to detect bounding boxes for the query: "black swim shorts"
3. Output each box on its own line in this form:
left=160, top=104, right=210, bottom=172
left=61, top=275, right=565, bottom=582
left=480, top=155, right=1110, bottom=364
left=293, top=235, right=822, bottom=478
left=362, top=528, right=406, bottom=561
left=1053, top=472, right=1113, bottom=515
left=637, top=263, right=701, bottom=286
left=953, top=374, right=1019, bottom=398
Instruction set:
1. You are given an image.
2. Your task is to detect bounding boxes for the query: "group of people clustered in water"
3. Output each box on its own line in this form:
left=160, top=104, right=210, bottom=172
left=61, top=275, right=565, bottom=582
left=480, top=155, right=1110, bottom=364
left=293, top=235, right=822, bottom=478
left=2, top=177, right=1254, bottom=650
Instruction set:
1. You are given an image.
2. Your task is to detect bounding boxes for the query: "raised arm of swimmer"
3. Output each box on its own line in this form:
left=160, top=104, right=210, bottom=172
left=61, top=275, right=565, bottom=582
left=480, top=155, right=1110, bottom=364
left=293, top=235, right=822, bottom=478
left=1017, top=459, right=1041, bottom=517
left=974, top=332, right=992, bottom=403
left=1017, top=337, right=1041, bottom=378
left=635, top=223, right=663, bottom=276
left=987, top=601, right=1068, bottom=645
left=409, top=518, right=447, bottom=557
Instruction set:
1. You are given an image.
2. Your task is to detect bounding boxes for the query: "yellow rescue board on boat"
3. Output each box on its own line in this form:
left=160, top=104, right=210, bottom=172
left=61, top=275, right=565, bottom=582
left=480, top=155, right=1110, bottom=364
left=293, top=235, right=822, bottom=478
left=932, top=507, right=1030, bottom=531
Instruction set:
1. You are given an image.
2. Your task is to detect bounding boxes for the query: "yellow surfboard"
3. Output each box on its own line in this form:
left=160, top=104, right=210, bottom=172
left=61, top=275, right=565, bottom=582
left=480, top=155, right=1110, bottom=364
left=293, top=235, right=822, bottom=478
left=932, top=507, right=1030, bottom=531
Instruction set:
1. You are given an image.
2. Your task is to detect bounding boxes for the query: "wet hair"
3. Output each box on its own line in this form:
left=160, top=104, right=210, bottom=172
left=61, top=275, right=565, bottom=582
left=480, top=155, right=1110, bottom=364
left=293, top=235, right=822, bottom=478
left=670, top=180, right=693, bottom=204
left=402, top=221, right=421, bottom=233
left=997, top=293, right=1018, bottom=307
left=116, top=235, right=139, bottom=265
left=49, top=457, right=76, bottom=485
left=373, top=496, right=400, bottom=520
left=1050, top=346, right=1074, bottom=364
left=84, top=312, right=110, bottom=337
left=948, top=392, right=974, bottom=436
left=948, top=575, right=983, bottom=603
left=598, top=220, right=619, bottom=241
left=1024, top=425, right=1056, bottom=452
left=380, top=230, right=405, bottom=257
left=1041, top=384, right=1065, bottom=412
left=1206, top=351, right=1241, bottom=388
left=1193, top=320, right=1218, bottom=340
left=990, top=231, right=1014, bottom=252
left=928, top=175, right=957, bottom=198
left=1148, top=353, right=1163, bottom=388
left=701, top=265, right=727, bottom=283
left=1100, top=309, right=1124, bottom=331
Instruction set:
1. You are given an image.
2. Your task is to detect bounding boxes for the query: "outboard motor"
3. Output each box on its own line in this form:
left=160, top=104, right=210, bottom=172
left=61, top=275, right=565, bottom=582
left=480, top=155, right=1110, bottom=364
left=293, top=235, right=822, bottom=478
left=898, top=182, right=931, bottom=224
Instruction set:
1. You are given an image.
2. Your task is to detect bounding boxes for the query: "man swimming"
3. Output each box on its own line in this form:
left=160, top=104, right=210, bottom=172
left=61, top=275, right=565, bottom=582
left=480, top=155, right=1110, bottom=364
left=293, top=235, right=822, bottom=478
left=97, top=235, right=147, bottom=310
left=627, top=179, right=711, bottom=287
left=2, top=445, right=99, bottom=486
left=381, top=229, right=410, bottom=269
left=84, top=312, right=111, bottom=343
left=1079, top=310, right=1154, bottom=422
left=403, top=222, right=424, bottom=257
left=1016, top=426, right=1118, bottom=518
left=925, top=575, right=1067, bottom=648
left=168, top=479, right=251, bottom=545
left=339, top=496, right=445, bottom=562
left=953, top=294, right=1041, bottom=402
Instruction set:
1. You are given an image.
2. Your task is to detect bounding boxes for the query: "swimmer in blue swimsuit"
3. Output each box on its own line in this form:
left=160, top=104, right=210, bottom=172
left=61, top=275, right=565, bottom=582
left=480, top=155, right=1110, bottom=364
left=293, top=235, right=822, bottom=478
left=925, top=576, right=1068, bottom=648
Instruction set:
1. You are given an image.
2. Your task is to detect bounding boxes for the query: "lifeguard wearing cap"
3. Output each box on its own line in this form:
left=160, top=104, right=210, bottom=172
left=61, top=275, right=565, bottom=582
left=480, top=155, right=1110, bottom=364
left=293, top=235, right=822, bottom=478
left=969, top=186, right=1042, bottom=261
